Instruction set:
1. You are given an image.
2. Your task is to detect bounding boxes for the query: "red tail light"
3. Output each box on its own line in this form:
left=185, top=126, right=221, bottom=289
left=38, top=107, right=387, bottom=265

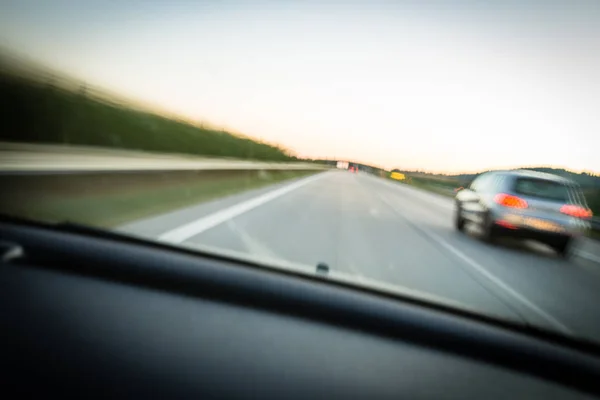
left=560, top=205, right=593, bottom=218
left=494, top=193, right=528, bottom=209
left=496, top=220, right=518, bottom=230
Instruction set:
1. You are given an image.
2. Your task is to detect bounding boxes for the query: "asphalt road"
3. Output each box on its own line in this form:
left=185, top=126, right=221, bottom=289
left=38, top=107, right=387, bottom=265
left=121, top=170, right=600, bottom=342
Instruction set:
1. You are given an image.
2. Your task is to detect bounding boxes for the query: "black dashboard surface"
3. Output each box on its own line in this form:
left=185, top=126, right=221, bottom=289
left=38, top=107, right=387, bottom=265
left=2, top=221, right=600, bottom=399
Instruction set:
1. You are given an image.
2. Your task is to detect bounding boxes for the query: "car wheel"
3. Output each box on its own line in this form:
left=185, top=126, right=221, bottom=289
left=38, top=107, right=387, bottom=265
left=480, top=212, right=496, bottom=243
left=455, top=203, right=465, bottom=232
left=552, top=238, right=572, bottom=258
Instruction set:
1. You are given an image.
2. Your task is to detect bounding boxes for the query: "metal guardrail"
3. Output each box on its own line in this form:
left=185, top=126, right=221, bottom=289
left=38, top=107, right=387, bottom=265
left=0, top=142, right=328, bottom=174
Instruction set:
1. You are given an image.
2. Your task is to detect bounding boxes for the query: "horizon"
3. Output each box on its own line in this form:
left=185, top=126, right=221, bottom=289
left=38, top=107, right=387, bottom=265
left=4, top=49, right=597, bottom=177
left=1, top=0, right=599, bottom=174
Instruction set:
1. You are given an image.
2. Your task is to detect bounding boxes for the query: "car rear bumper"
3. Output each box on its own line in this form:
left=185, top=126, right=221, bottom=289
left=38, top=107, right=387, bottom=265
left=492, top=223, right=571, bottom=244
left=490, top=210, right=589, bottom=242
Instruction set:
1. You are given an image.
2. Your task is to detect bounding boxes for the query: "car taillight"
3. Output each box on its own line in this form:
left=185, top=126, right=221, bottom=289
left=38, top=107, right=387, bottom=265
left=560, top=204, right=593, bottom=218
left=494, top=193, right=528, bottom=208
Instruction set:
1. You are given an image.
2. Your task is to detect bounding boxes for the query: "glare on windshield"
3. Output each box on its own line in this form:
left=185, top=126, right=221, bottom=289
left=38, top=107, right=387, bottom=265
left=1, top=0, right=600, bottom=344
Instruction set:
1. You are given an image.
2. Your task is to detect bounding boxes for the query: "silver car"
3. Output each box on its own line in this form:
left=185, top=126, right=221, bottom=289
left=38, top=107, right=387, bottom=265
left=454, top=170, right=592, bottom=256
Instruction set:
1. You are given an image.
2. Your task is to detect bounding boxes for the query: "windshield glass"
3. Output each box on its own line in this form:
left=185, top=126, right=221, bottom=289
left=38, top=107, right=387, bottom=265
left=514, top=178, right=573, bottom=202
left=1, top=0, right=600, bottom=345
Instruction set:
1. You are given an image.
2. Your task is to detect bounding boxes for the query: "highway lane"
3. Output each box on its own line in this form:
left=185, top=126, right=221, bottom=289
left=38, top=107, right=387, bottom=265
left=121, top=170, right=600, bottom=341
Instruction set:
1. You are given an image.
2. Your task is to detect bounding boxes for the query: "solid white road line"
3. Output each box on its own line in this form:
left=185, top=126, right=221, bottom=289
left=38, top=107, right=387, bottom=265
left=226, top=220, right=280, bottom=259
left=575, top=250, right=600, bottom=264
left=158, top=171, right=328, bottom=243
left=430, top=233, right=573, bottom=335
left=376, top=192, right=573, bottom=335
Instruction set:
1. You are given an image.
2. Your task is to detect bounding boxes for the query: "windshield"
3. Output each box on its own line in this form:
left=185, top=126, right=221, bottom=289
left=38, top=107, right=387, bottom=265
left=1, top=1, right=600, bottom=345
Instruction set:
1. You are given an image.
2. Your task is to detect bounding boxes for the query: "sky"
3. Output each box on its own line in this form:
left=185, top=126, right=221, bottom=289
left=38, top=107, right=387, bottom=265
left=1, top=0, right=599, bottom=173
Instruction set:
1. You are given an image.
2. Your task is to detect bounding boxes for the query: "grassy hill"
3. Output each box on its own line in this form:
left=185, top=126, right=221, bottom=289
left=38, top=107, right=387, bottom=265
left=0, top=54, right=294, bottom=162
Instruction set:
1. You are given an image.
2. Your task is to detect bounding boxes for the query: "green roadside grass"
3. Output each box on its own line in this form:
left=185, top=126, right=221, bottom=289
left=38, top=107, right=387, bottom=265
left=590, top=230, right=600, bottom=241
left=0, top=69, right=293, bottom=161
left=386, top=175, right=457, bottom=198
left=405, top=180, right=456, bottom=198
left=0, top=170, right=317, bottom=227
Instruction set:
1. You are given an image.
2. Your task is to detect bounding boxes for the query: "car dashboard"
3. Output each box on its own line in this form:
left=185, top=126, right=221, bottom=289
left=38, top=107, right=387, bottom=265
left=2, top=219, right=600, bottom=399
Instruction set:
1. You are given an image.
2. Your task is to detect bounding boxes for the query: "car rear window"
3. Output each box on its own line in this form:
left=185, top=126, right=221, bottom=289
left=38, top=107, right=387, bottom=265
left=513, top=178, right=575, bottom=202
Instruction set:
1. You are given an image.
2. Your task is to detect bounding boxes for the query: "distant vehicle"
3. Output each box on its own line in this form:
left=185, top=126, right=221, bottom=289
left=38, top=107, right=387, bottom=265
left=454, top=170, right=592, bottom=256
left=336, top=161, right=349, bottom=169
left=390, top=171, right=405, bottom=181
